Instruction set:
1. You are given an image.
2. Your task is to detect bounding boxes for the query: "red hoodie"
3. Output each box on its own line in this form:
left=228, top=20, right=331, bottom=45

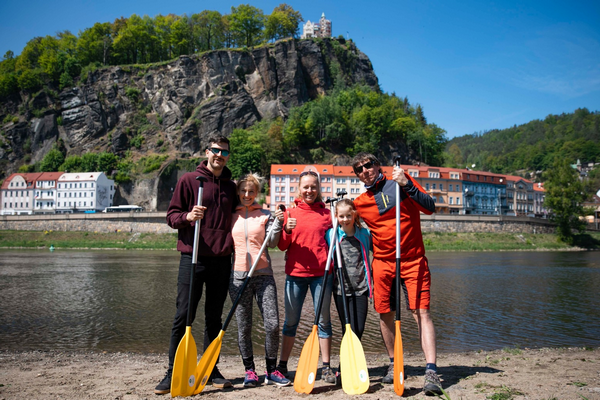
left=166, top=161, right=238, bottom=256
left=278, top=198, right=333, bottom=277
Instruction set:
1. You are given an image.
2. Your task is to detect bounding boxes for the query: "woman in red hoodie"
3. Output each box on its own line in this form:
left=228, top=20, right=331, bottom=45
left=276, top=170, right=336, bottom=383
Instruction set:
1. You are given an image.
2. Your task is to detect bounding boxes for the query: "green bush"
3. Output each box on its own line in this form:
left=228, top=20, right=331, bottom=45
left=114, top=171, right=132, bottom=184
left=59, top=71, right=74, bottom=90
left=130, top=134, right=144, bottom=149
left=125, top=86, right=141, bottom=102
left=17, top=69, right=42, bottom=91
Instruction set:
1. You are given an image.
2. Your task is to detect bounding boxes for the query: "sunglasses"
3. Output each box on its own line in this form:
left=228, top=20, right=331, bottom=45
left=208, top=147, right=230, bottom=157
left=299, top=170, right=318, bottom=178
left=354, top=161, right=374, bottom=174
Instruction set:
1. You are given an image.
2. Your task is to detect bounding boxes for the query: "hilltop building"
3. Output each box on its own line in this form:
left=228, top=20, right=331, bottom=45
left=301, top=13, right=332, bottom=39
left=269, top=164, right=548, bottom=217
left=1, top=172, right=115, bottom=215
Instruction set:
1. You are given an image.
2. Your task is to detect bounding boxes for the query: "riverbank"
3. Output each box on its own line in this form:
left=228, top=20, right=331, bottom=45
left=1, top=347, right=598, bottom=399
left=1, top=230, right=599, bottom=251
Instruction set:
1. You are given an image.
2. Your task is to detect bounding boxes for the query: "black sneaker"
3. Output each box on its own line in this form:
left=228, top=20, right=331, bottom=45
left=154, top=370, right=172, bottom=395
left=321, top=366, right=336, bottom=383
left=382, top=363, right=394, bottom=384
left=277, top=363, right=289, bottom=377
left=423, top=369, right=443, bottom=396
left=210, top=366, right=232, bottom=389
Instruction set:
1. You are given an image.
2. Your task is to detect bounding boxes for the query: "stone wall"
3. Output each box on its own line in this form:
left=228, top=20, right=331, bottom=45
left=0, top=212, right=175, bottom=234
left=420, top=214, right=556, bottom=234
left=0, top=212, right=555, bottom=234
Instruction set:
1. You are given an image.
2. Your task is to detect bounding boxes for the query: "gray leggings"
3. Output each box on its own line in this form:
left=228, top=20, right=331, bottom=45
left=229, top=274, right=280, bottom=365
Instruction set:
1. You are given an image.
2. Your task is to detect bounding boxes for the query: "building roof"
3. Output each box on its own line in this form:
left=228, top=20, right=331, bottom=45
left=58, top=172, right=103, bottom=182
left=1, top=173, right=44, bottom=189
left=37, top=172, right=64, bottom=181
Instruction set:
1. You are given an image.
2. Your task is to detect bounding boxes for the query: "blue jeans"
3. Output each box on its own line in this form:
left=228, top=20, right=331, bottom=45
left=282, top=274, right=333, bottom=339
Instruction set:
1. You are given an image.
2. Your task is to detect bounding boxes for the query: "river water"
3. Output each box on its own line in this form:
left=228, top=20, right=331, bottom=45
left=0, top=249, right=599, bottom=355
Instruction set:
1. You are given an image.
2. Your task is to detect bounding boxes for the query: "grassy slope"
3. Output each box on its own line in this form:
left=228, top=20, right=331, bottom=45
left=1, top=230, right=599, bottom=251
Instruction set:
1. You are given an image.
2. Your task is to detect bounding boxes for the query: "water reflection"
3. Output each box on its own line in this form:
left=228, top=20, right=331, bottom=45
left=0, top=249, right=599, bottom=355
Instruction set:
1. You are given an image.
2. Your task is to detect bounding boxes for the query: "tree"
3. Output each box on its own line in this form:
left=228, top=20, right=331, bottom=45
left=97, top=152, right=118, bottom=175
left=229, top=4, right=265, bottom=47
left=60, top=155, right=83, bottom=172
left=170, top=15, right=193, bottom=56
left=543, top=158, right=588, bottom=244
left=40, top=148, right=65, bottom=172
left=265, top=4, right=303, bottom=41
left=192, top=10, right=225, bottom=52
left=80, top=152, right=99, bottom=171
left=77, top=22, right=114, bottom=66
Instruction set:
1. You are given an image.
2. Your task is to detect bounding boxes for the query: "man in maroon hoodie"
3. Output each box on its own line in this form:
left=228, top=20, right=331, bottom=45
left=155, top=135, right=238, bottom=395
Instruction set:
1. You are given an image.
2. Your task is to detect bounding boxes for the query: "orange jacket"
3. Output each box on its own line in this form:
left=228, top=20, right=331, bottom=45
left=354, top=173, right=434, bottom=260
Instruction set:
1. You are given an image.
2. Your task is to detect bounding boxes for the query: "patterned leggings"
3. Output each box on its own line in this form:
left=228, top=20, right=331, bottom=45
left=229, top=274, right=280, bottom=370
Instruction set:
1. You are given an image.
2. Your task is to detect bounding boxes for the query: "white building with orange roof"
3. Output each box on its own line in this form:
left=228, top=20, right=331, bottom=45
left=32, top=172, right=63, bottom=213
left=269, top=164, right=336, bottom=210
left=0, top=172, right=42, bottom=215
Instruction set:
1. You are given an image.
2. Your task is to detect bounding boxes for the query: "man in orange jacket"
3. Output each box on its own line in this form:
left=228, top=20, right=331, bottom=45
left=351, top=152, right=442, bottom=396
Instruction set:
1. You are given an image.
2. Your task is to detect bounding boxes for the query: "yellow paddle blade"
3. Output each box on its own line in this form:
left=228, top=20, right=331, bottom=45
left=339, top=324, right=370, bottom=394
left=293, top=325, right=320, bottom=394
left=171, top=326, right=198, bottom=398
left=192, top=330, right=225, bottom=395
left=394, top=320, right=404, bottom=396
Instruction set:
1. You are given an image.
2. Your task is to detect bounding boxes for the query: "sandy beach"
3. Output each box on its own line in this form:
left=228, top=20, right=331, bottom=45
left=1, top=347, right=598, bottom=400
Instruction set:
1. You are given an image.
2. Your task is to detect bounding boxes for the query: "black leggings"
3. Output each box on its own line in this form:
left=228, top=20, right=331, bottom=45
left=333, top=293, right=369, bottom=340
left=167, top=253, right=231, bottom=370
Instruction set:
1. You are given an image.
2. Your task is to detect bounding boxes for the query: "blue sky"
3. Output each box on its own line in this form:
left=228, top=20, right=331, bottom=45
left=1, top=0, right=599, bottom=139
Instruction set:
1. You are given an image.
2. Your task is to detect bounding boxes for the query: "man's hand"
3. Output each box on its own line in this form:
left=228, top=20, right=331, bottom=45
left=186, top=205, right=207, bottom=222
left=392, top=166, right=408, bottom=186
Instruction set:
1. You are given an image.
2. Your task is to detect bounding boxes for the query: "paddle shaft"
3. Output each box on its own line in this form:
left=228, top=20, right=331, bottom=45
left=312, top=197, right=343, bottom=326
left=333, top=231, right=351, bottom=323
left=186, top=176, right=207, bottom=327
left=220, top=204, right=286, bottom=332
left=394, top=157, right=401, bottom=322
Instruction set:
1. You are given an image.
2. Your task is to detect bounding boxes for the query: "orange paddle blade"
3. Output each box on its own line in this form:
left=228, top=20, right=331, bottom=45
left=293, top=325, right=320, bottom=394
left=171, top=326, right=198, bottom=397
left=394, top=320, right=404, bottom=396
left=193, top=330, right=225, bottom=395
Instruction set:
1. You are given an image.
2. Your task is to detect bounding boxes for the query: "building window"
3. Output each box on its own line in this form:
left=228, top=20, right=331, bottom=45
left=276, top=177, right=280, bottom=182
left=432, top=196, right=437, bottom=203
left=432, top=184, right=436, bottom=190
left=449, top=197, right=453, bottom=204
left=440, top=184, right=444, bottom=191
left=426, top=183, right=430, bottom=190
left=457, top=198, right=461, bottom=205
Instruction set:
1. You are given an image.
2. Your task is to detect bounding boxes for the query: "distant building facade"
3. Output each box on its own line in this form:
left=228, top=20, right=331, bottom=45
left=269, top=164, right=547, bottom=217
left=1, top=172, right=115, bottom=215
left=301, top=13, right=332, bottom=39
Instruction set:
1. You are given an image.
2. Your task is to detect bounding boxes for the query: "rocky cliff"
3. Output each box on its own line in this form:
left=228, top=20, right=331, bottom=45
left=0, top=38, right=377, bottom=173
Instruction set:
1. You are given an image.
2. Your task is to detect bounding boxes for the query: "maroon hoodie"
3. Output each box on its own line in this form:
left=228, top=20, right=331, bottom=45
left=166, top=160, right=238, bottom=256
